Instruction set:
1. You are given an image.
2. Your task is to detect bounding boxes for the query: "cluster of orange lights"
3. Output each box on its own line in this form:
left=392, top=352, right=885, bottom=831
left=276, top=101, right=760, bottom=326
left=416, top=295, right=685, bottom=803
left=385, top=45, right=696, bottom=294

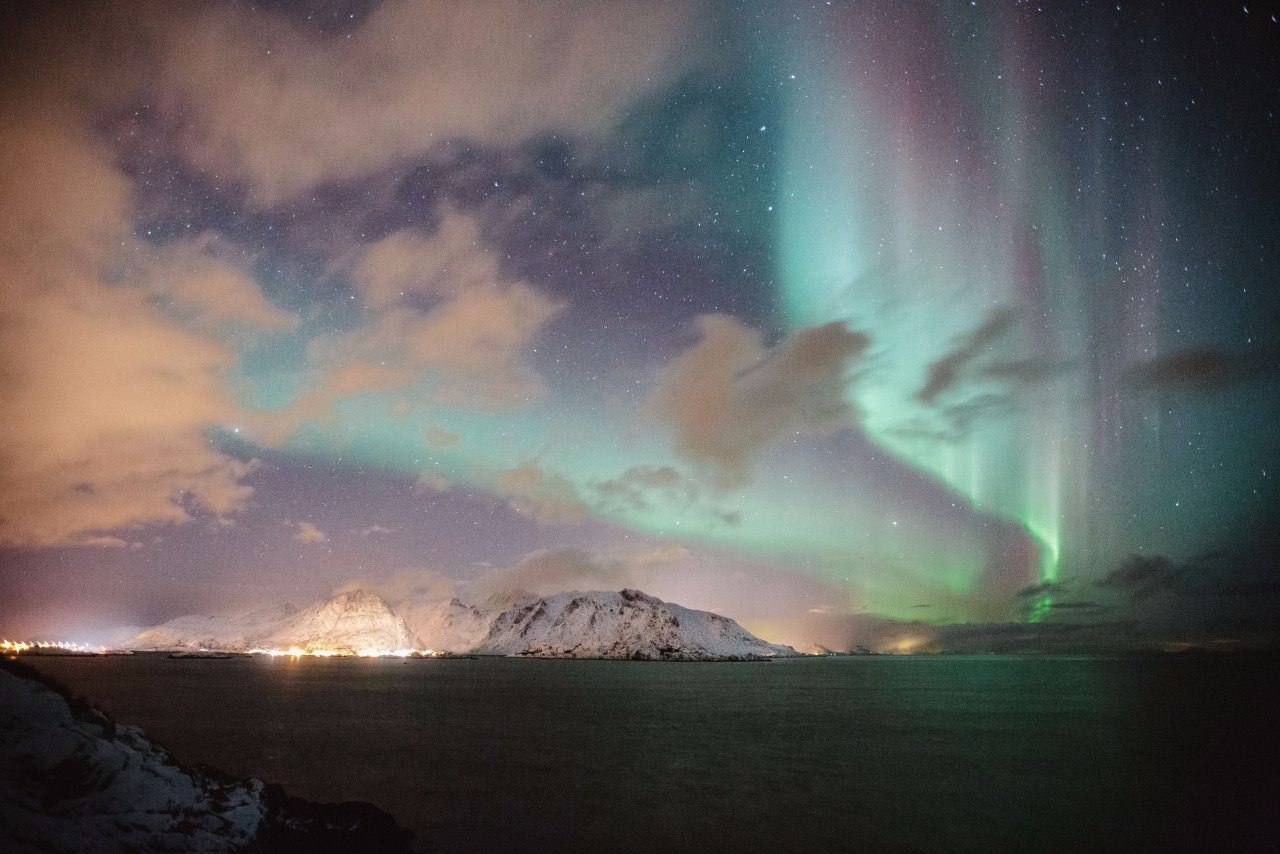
left=0, top=640, right=440, bottom=658
left=1, top=639, right=107, bottom=655
left=245, top=646, right=438, bottom=659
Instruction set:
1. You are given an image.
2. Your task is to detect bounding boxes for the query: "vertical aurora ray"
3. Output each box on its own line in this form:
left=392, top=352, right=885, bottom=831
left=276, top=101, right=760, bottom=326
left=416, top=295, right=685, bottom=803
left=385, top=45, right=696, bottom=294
left=776, top=19, right=875, bottom=328
left=772, top=2, right=1087, bottom=611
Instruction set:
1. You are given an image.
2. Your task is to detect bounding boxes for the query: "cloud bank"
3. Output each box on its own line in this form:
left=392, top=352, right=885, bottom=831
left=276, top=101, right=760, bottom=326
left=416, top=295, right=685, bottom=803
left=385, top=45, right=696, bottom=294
left=653, top=316, right=869, bottom=487
left=158, top=0, right=708, bottom=202
left=0, top=105, right=264, bottom=546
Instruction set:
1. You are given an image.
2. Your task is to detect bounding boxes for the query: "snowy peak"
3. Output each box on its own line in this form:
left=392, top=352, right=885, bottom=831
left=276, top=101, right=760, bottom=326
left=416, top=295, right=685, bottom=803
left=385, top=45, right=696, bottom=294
left=473, top=589, right=796, bottom=660
left=262, top=590, right=414, bottom=652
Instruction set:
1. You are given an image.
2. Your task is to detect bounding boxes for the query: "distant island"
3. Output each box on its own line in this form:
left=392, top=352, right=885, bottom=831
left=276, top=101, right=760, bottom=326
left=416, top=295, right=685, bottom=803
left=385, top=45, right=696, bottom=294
left=127, top=588, right=798, bottom=662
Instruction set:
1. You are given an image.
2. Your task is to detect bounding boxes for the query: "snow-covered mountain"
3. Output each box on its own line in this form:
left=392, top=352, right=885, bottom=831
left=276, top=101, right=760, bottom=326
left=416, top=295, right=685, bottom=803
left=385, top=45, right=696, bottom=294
left=125, top=588, right=795, bottom=660
left=473, top=589, right=795, bottom=660
left=127, top=593, right=412, bottom=654
left=129, top=603, right=299, bottom=651
left=261, top=591, right=413, bottom=652
left=396, top=597, right=504, bottom=653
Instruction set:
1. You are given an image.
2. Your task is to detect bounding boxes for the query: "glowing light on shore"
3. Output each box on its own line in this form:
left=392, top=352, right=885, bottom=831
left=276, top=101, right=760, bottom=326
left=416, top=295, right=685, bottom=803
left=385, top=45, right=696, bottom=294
left=2, top=639, right=107, bottom=655
left=245, top=646, right=438, bottom=659
left=886, top=636, right=929, bottom=655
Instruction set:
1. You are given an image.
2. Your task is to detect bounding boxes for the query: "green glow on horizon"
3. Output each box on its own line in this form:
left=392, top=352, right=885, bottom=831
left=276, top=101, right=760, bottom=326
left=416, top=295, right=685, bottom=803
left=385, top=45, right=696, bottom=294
left=245, top=381, right=1024, bottom=624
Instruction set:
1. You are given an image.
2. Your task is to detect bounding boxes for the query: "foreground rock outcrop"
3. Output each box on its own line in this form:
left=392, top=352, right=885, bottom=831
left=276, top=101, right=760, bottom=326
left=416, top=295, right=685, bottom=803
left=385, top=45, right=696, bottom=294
left=0, top=660, right=411, bottom=853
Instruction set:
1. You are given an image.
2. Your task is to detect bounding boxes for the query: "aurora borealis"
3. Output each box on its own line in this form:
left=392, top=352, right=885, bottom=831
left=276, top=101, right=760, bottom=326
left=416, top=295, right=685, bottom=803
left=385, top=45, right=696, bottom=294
left=1, top=0, right=1277, bottom=650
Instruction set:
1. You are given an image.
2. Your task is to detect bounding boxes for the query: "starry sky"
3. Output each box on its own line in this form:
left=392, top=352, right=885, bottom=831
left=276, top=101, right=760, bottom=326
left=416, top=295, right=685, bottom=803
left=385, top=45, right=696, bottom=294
left=1, top=0, right=1278, bottom=651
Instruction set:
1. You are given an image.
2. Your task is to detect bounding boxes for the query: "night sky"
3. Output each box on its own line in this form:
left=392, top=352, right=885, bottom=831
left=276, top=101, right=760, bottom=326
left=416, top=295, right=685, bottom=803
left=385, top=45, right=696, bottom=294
left=2, top=0, right=1278, bottom=651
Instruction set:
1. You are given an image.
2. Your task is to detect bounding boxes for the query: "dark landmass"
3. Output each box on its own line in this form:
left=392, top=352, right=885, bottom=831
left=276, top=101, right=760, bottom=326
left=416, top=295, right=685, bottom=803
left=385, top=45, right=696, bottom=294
left=0, top=656, right=412, bottom=853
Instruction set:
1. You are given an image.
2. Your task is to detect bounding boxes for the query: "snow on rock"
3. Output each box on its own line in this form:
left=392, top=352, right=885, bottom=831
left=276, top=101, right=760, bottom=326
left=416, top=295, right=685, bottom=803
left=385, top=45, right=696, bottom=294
left=396, top=597, right=503, bottom=654
left=127, top=591, right=415, bottom=654
left=0, top=661, right=411, bottom=852
left=261, top=590, right=413, bottom=652
left=125, top=588, right=794, bottom=661
left=473, top=589, right=797, bottom=660
left=128, top=615, right=241, bottom=652
left=129, top=603, right=298, bottom=652
left=1, top=666, right=262, bottom=852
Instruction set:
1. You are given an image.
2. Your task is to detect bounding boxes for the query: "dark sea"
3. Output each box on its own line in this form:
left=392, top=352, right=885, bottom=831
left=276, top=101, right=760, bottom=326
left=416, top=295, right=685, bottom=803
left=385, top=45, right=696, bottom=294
left=28, top=654, right=1279, bottom=853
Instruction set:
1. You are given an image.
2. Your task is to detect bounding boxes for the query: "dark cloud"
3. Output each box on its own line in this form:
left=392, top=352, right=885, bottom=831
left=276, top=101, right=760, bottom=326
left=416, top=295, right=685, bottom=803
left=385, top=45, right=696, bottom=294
left=1099, top=553, right=1178, bottom=600
left=1212, top=579, right=1280, bottom=597
left=589, top=466, right=684, bottom=512
left=915, top=548, right=1280, bottom=653
left=1124, top=346, right=1278, bottom=392
left=586, top=465, right=742, bottom=527
left=1096, top=550, right=1280, bottom=602
left=916, top=307, right=1019, bottom=404
left=1013, top=581, right=1107, bottom=619
left=982, top=356, right=1075, bottom=386
left=1086, top=550, right=1280, bottom=647
left=751, top=546, right=1280, bottom=652
left=882, top=393, right=1017, bottom=444
left=1015, top=580, right=1063, bottom=598
left=933, top=616, right=1278, bottom=654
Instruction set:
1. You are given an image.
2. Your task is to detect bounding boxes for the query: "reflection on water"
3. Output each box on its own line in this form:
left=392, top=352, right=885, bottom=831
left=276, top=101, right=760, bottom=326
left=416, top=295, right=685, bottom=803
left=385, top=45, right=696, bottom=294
left=31, top=655, right=1278, bottom=852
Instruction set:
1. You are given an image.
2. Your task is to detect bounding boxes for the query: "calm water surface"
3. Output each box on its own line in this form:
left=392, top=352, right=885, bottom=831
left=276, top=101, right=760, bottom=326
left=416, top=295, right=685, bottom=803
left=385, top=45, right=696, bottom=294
left=30, top=655, right=1278, bottom=852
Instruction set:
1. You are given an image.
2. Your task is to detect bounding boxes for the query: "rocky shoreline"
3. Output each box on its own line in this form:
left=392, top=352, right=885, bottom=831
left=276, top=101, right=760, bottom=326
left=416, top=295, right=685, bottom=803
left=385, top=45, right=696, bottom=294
left=0, top=658, right=412, bottom=853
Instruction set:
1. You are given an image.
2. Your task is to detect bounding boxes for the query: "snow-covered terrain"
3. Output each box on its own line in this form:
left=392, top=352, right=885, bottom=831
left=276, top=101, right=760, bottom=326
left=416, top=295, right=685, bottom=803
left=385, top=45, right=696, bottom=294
left=129, top=603, right=298, bottom=652
left=0, top=661, right=409, bottom=852
left=125, top=588, right=796, bottom=660
left=396, top=597, right=506, bottom=653
left=128, top=593, right=413, bottom=654
left=259, top=590, right=414, bottom=652
left=473, top=589, right=796, bottom=660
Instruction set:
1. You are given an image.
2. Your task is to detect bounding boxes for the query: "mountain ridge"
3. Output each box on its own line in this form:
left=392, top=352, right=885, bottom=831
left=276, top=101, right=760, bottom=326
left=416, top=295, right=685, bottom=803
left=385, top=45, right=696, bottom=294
left=126, top=588, right=795, bottom=660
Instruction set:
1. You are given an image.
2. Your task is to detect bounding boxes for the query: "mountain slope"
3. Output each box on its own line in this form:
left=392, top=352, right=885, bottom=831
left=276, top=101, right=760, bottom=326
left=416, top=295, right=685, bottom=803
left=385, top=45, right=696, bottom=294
left=129, top=603, right=298, bottom=652
left=472, top=589, right=796, bottom=660
left=396, top=598, right=502, bottom=653
left=127, top=592, right=414, bottom=653
left=261, top=591, right=414, bottom=652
